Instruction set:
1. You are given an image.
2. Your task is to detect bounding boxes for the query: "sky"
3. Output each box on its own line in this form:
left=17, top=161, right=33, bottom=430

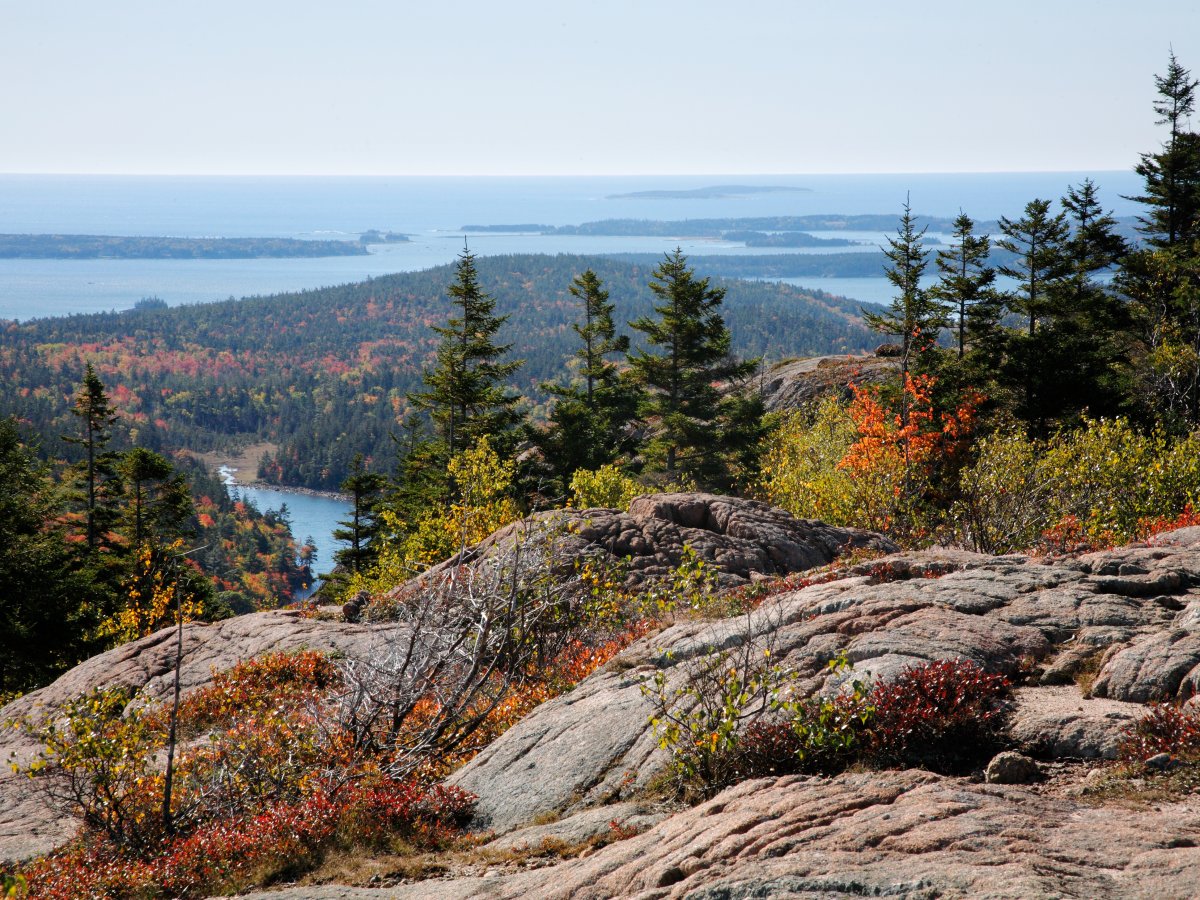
left=1, top=0, right=1197, bottom=176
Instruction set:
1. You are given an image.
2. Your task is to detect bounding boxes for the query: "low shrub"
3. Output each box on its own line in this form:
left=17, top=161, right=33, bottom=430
left=1119, top=704, right=1200, bottom=763
left=647, top=652, right=1014, bottom=800
left=865, top=658, right=1011, bottom=772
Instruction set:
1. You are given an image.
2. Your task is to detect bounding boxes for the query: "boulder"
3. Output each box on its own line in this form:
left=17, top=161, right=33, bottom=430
left=1009, top=686, right=1142, bottom=759
left=421, top=492, right=897, bottom=591
left=758, top=354, right=898, bottom=413
left=984, top=750, right=1042, bottom=784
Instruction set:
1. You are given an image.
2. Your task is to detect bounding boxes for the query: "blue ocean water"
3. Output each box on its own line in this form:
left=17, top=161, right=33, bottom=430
left=0, top=171, right=1144, bottom=320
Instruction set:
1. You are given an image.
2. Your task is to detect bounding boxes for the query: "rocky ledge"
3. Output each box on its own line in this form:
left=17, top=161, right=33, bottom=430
left=8, top=512, right=1200, bottom=896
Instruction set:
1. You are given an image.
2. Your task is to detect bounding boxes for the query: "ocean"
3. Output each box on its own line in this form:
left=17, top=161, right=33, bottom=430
left=0, top=171, right=1145, bottom=320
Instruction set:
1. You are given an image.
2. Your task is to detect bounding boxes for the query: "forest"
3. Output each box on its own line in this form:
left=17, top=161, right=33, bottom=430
left=0, top=256, right=880, bottom=490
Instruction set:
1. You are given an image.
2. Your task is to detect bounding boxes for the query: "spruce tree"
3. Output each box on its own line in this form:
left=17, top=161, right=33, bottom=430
left=627, top=249, right=764, bottom=489
left=332, top=453, right=385, bottom=576
left=64, top=363, right=121, bottom=551
left=0, top=417, right=104, bottom=694
left=539, top=269, right=637, bottom=486
left=409, top=247, right=523, bottom=456
left=996, top=199, right=1071, bottom=336
left=863, top=198, right=947, bottom=373
left=928, top=212, right=997, bottom=359
left=116, top=448, right=193, bottom=547
left=1127, top=52, right=1200, bottom=248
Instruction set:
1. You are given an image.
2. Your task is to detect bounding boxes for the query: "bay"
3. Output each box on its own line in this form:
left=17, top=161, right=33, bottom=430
left=0, top=171, right=1144, bottom=321
left=219, top=466, right=352, bottom=595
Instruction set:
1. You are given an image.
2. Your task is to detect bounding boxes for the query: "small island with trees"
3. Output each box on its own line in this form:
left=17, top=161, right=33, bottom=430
left=0, top=233, right=370, bottom=259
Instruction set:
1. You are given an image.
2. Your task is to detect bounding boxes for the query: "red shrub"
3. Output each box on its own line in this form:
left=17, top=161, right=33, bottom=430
left=865, top=658, right=1011, bottom=772
left=1119, top=704, right=1200, bottom=762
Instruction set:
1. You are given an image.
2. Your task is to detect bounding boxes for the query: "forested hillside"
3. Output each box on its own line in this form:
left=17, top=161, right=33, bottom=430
left=0, top=254, right=881, bottom=489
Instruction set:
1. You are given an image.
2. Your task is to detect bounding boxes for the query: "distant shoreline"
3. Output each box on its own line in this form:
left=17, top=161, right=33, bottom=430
left=0, top=233, right=372, bottom=260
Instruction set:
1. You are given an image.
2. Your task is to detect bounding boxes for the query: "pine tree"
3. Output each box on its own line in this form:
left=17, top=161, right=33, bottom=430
left=928, top=212, right=997, bottom=359
left=409, top=247, right=523, bottom=456
left=539, top=270, right=638, bottom=485
left=1127, top=52, right=1200, bottom=248
left=863, top=198, right=947, bottom=372
left=0, top=418, right=105, bottom=694
left=64, top=363, right=121, bottom=551
left=332, top=453, right=385, bottom=576
left=627, top=249, right=764, bottom=489
left=996, top=199, right=1071, bottom=336
left=116, top=448, right=193, bottom=547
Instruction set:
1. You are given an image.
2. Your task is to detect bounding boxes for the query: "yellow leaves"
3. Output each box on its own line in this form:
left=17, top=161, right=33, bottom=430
left=569, top=464, right=642, bottom=510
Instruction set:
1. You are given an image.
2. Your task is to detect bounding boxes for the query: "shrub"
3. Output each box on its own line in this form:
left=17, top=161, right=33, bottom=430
left=642, top=624, right=789, bottom=801
left=645, top=652, right=1014, bottom=800
left=569, top=463, right=643, bottom=510
left=865, top=658, right=1011, bottom=773
left=1119, top=704, right=1200, bottom=763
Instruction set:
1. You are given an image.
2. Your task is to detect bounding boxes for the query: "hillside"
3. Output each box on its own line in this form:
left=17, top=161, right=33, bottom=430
left=0, top=253, right=882, bottom=489
left=5, top=497, right=1200, bottom=897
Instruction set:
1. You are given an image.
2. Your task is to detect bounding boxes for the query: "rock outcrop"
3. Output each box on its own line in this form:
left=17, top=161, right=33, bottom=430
left=12, top=517, right=1200, bottom=896
left=760, top=353, right=899, bottom=413
left=0, top=493, right=889, bottom=863
left=0, top=612, right=389, bottom=861
left=423, top=492, right=898, bottom=590
left=245, top=771, right=1200, bottom=899
left=449, top=534, right=1200, bottom=833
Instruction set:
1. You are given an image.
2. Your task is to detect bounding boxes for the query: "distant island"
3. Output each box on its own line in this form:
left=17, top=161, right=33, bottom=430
left=358, top=229, right=410, bottom=244
left=0, top=234, right=370, bottom=260
left=464, top=215, right=967, bottom=238
left=605, top=185, right=811, bottom=200
left=722, top=230, right=856, bottom=248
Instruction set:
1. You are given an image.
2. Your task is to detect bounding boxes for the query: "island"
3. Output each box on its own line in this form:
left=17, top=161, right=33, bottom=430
left=0, top=234, right=370, bottom=259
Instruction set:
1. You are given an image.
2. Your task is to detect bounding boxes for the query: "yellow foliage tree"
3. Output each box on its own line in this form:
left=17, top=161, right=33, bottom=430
left=102, top=540, right=206, bottom=642
left=349, top=437, right=522, bottom=596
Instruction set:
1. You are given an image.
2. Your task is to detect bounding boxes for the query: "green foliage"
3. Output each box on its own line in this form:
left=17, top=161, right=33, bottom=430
left=929, top=212, right=999, bottom=359
left=628, top=249, right=765, bottom=489
left=348, top=437, right=521, bottom=595
left=642, top=638, right=789, bottom=801
left=539, top=269, right=639, bottom=490
left=331, top=453, right=386, bottom=578
left=409, top=247, right=524, bottom=456
left=63, top=362, right=121, bottom=551
left=953, top=418, right=1200, bottom=552
left=863, top=197, right=947, bottom=370
left=757, top=397, right=860, bottom=526
left=0, top=417, right=105, bottom=696
left=1129, top=51, right=1200, bottom=249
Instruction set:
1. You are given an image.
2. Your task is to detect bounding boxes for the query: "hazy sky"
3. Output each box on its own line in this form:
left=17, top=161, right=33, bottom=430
left=1, top=0, right=1197, bottom=176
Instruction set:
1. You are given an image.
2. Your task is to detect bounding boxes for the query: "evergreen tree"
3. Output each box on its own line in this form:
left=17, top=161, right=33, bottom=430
left=627, top=249, right=764, bottom=489
left=928, top=212, right=998, bottom=359
left=116, top=448, right=193, bottom=547
left=1127, top=52, right=1200, bottom=248
left=863, top=198, right=947, bottom=373
left=539, top=270, right=638, bottom=486
left=63, top=363, right=121, bottom=551
left=409, top=247, right=523, bottom=456
left=996, top=198, right=1071, bottom=336
left=332, top=453, right=385, bottom=576
left=0, top=418, right=104, bottom=695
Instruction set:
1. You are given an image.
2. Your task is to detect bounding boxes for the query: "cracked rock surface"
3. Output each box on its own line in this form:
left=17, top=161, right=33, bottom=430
left=11, top=518, right=1200, bottom=897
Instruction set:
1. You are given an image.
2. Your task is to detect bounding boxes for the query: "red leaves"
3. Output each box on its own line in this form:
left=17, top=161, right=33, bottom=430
left=867, top=658, right=1011, bottom=770
left=1119, top=704, right=1200, bottom=762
